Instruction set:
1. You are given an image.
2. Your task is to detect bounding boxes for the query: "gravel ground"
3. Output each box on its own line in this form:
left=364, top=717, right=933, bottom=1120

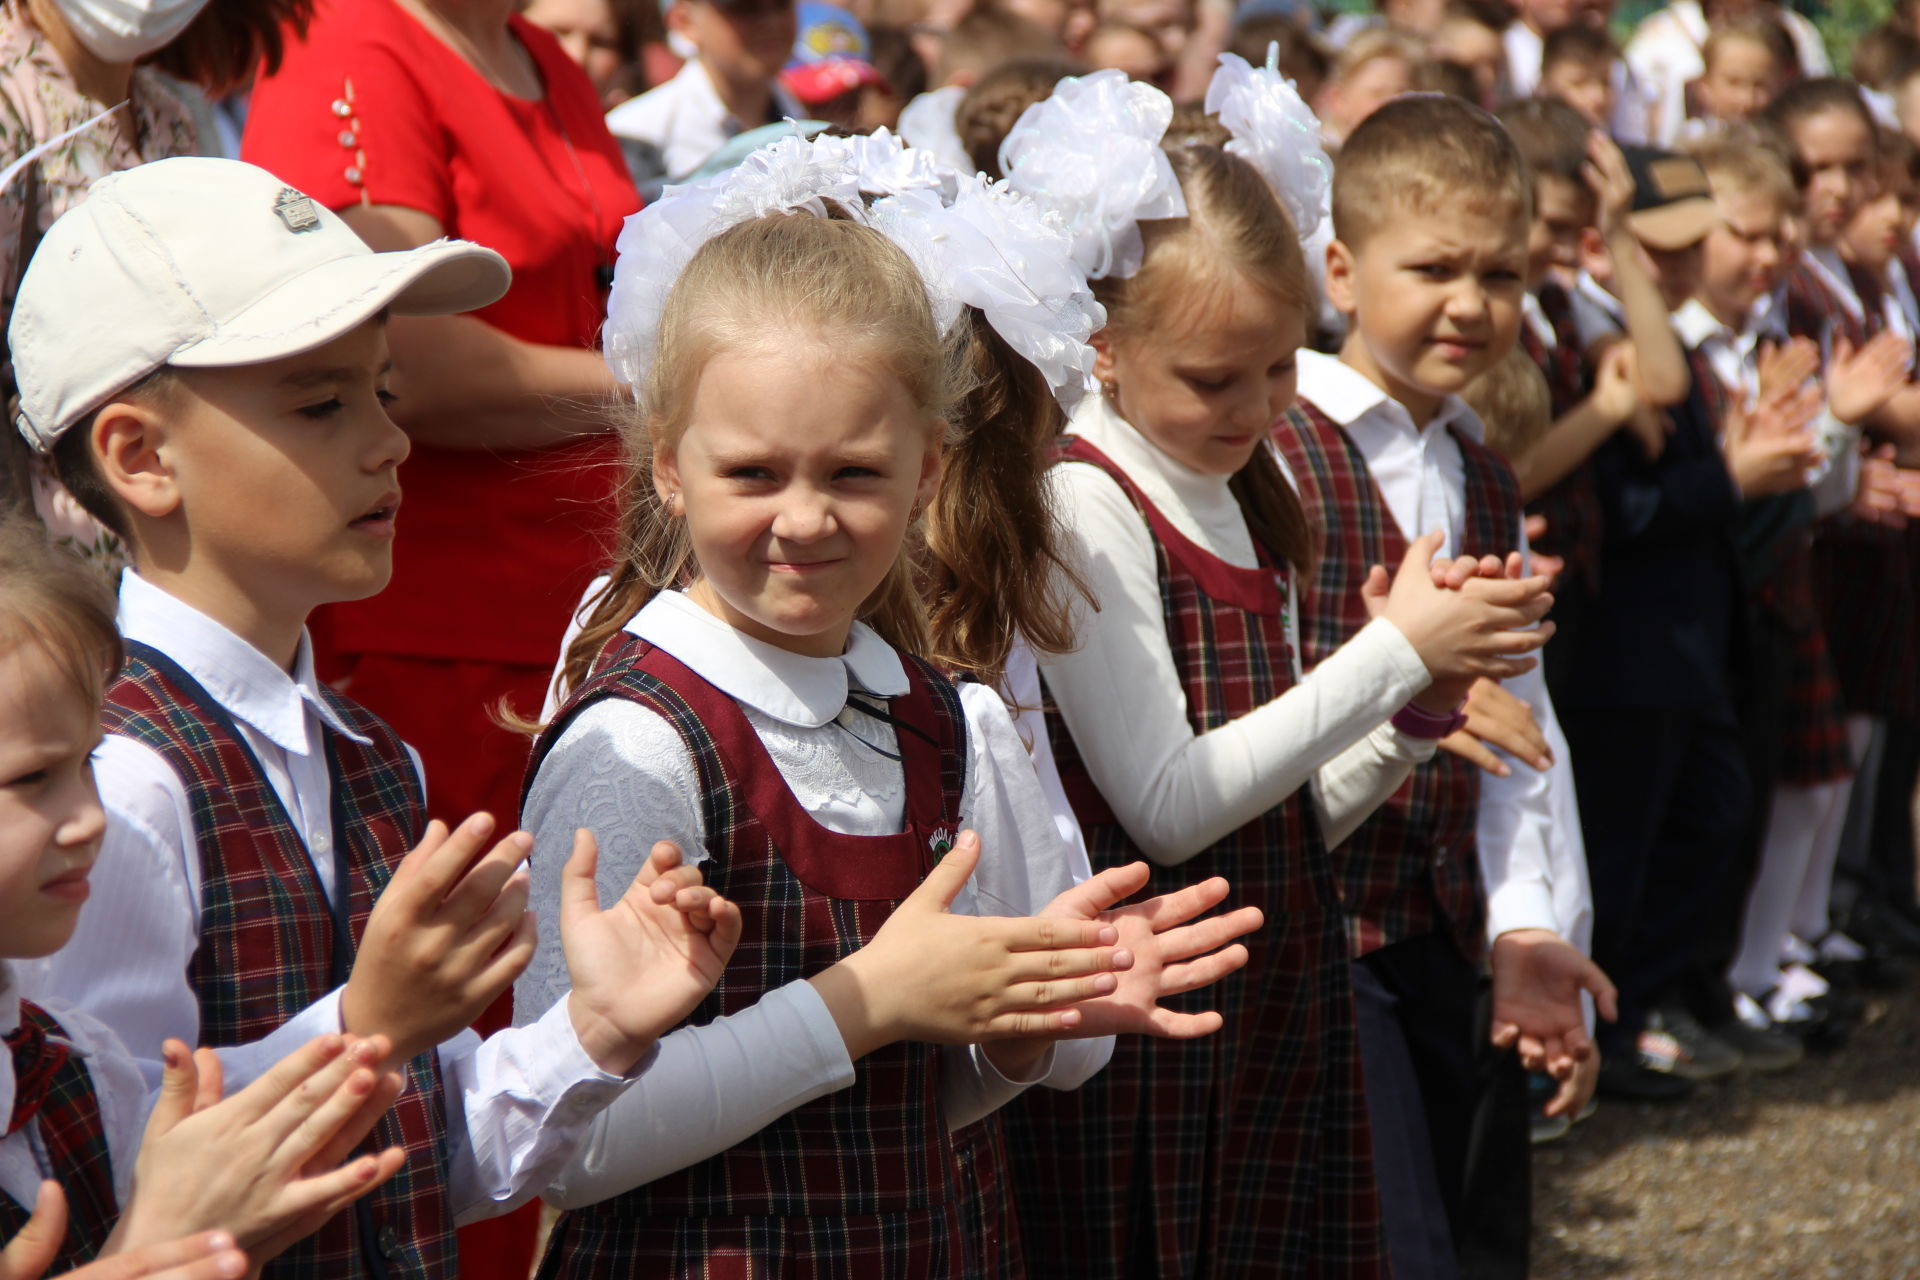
left=1532, top=984, right=1920, bottom=1279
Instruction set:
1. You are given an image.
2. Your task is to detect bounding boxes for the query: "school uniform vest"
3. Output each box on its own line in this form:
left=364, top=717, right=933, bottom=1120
left=1276, top=399, right=1521, bottom=965
left=1521, top=282, right=1605, bottom=604
left=101, top=645, right=456, bottom=1280
left=527, top=633, right=972, bottom=1280
left=0, top=1002, right=119, bottom=1270
left=1784, top=258, right=1920, bottom=720
left=1006, top=437, right=1383, bottom=1280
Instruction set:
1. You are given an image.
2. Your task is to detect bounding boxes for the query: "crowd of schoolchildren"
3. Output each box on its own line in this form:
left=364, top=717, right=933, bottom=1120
left=0, top=0, right=1915, bottom=1277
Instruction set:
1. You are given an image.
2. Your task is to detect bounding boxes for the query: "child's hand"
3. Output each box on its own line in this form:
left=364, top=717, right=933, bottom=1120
left=1489, top=928, right=1618, bottom=1082
left=1755, top=335, right=1821, bottom=404
left=1723, top=382, right=1824, bottom=497
left=808, top=832, right=1129, bottom=1061
left=560, top=831, right=743, bottom=1076
left=1826, top=331, right=1911, bottom=426
left=1543, top=1049, right=1601, bottom=1121
left=1589, top=340, right=1640, bottom=428
left=1520, top=515, right=1566, bottom=585
left=3, top=1185, right=249, bottom=1280
left=343, top=813, right=537, bottom=1063
left=1582, top=131, right=1635, bottom=238
left=111, top=1036, right=406, bottom=1262
left=1361, top=531, right=1555, bottom=691
left=1436, top=678, right=1553, bottom=777
left=1031, top=864, right=1264, bottom=1040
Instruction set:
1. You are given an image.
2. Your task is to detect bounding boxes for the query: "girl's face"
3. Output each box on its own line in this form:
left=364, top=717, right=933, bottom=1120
left=1696, top=37, right=1776, bottom=123
left=0, top=640, right=104, bottom=961
left=1698, top=187, right=1788, bottom=324
left=1790, top=107, right=1878, bottom=246
left=1096, top=271, right=1305, bottom=476
left=658, top=344, right=942, bottom=658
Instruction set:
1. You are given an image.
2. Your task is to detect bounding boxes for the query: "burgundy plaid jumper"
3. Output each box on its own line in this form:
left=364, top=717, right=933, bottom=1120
left=0, top=1003, right=118, bottom=1270
left=1784, top=258, right=1920, bottom=719
left=1276, top=399, right=1522, bottom=964
left=102, top=647, right=455, bottom=1280
left=1003, top=438, right=1384, bottom=1280
left=1520, top=282, right=1604, bottom=601
left=1686, top=346, right=1852, bottom=786
left=528, top=635, right=974, bottom=1280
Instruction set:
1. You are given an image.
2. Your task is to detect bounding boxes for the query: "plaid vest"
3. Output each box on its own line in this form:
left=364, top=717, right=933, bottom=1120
left=1522, top=284, right=1604, bottom=600
left=1009, top=437, right=1383, bottom=1279
left=102, top=644, right=455, bottom=1280
left=0, top=1002, right=118, bottom=1270
left=1783, top=258, right=1920, bottom=717
left=529, top=634, right=972, bottom=1279
left=1276, top=399, right=1522, bottom=964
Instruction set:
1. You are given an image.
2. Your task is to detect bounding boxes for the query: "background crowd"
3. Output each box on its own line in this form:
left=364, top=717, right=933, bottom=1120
left=3, top=0, right=1920, bottom=1276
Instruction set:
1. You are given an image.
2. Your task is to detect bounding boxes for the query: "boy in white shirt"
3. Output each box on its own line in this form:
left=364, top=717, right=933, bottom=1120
left=14, top=158, right=742, bottom=1280
left=1274, top=94, right=1607, bottom=1279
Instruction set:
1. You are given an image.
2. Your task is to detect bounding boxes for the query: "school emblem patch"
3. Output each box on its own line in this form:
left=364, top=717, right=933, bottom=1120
left=273, top=188, right=321, bottom=233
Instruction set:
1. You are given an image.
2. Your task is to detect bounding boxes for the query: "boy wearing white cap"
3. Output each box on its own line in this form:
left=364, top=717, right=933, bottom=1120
left=13, top=157, right=741, bottom=1280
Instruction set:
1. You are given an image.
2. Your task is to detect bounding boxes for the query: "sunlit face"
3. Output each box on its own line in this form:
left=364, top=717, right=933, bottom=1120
left=0, top=642, right=105, bottom=961
left=1527, top=173, right=1595, bottom=286
left=1327, top=205, right=1528, bottom=423
left=1429, top=18, right=1505, bottom=106
left=1085, top=24, right=1171, bottom=88
left=1698, top=186, right=1789, bottom=324
left=1788, top=106, right=1878, bottom=246
left=1329, top=55, right=1414, bottom=137
left=1840, top=178, right=1912, bottom=273
left=1540, top=56, right=1613, bottom=128
left=1515, top=0, right=1576, bottom=34
left=524, top=0, right=626, bottom=101
left=672, top=0, right=798, bottom=85
left=1096, top=269, right=1306, bottom=476
left=1696, top=36, right=1777, bottom=123
left=98, top=320, right=409, bottom=632
left=657, top=344, right=942, bottom=658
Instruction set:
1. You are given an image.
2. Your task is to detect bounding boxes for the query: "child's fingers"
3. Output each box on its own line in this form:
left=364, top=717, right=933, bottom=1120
left=1438, top=731, right=1507, bottom=777
left=469, top=910, right=540, bottom=1002
left=1149, top=908, right=1263, bottom=965
left=458, top=870, right=533, bottom=962
left=1126, top=875, right=1232, bottom=931
left=996, top=915, right=1119, bottom=953
left=557, top=829, right=602, bottom=934
left=646, top=864, right=708, bottom=905
left=190, top=1047, right=224, bottom=1115
left=1045, top=863, right=1154, bottom=919
left=998, top=970, right=1121, bottom=1011
left=276, top=1146, right=408, bottom=1224
left=901, top=831, right=982, bottom=916
left=1141, top=1008, right=1226, bottom=1040
left=976, top=1007, right=1084, bottom=1038
left=0, top=1180, right=66, bottom=1279
left=1360, top=564, right=1393, bottom=618
left=707, top=896, right=744, bottom=958
left=1156, top=943, right=1251, bottom=996
left=439, top=831, right=535, bottom=923
left=295, top=1069, right=404, bottom=1176
left=83, top=1232, right=247, bottom=1280
left=146, top=1040, right=201, bottom=1139
left=215, top=1034, right=346, bottom=1126
left=252, top=1042, right=371, bottom=1151
left=401, top=816, right=494, bottom=902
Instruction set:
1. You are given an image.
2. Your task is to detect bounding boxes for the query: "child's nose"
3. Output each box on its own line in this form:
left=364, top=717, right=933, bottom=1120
left=772, top=491, right=836, bottom=541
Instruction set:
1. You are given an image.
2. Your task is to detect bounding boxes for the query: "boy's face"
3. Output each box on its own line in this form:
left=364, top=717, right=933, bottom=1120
left=674, top=0, right=798, bottom=85
left=1699, top=187, right=1788, bottom=321
left=1327, top=203, right=1529, bottom=421
left=525, top=0, right=626, bottom=101
left=1527, top=173, right=1594, bottom=286
left=100, top=319, right=410, bottom=628
left=1790, top=107, right=1877, bottom=246
left=1540, top=57, right=1613, bottom=128
left=1696, top=37, right=1776, bottom=123
left=1429, top=19, right=1504, bottom=106
left=0, top=642, right=104, bottom=961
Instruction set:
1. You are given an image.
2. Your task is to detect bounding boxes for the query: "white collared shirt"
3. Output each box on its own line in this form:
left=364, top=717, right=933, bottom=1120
left=20, top=574, right=636, bottom=1225
left=603, top=58, right=805, bottom=184
left=1292, top=351, right=1593, bottom=952
left=0, top=966, right=146, bottom=1218
left=522, top=589, right=1110, bottom=1208
left=1034, top=393, right=1439, bottom=869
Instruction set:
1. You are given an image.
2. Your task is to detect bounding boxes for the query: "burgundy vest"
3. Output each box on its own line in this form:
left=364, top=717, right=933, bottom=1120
left=0, top=1002, right=118, bottom=1270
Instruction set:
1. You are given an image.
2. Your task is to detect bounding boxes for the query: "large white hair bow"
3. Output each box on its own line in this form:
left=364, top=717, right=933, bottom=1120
left=997, top=69, right=1186, bottom=281
left=1204, top=48, right=1333, bottom=244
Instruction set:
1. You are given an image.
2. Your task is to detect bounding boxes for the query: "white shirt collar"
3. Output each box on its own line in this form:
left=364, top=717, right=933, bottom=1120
left=1296, top=349, right=1484, bottom=442
left=1672, top=297, right=1732, bottom=350
left=1804, top=245, right=1865, bottom=322
left=116, top=572, right=367, bottom=755
left=1069, top=392, right=1236, bottom=510
left=1575, top=270, right=1625, bottom=328
left=624, top=589, right=908, bottom=729
left=1521, top=290, right=1555, bottom=350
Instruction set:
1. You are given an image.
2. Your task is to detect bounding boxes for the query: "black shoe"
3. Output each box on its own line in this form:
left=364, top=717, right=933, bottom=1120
left=1707, top=1016, right=1803, bottom=1073
left=1596, top=1057, right=1697, bottom=1101
left=1642, top=1005, right=1743, bottom=1080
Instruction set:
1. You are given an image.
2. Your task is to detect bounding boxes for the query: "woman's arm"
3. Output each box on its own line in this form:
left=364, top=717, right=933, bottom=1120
left=339, top=204, right=618, bottom=451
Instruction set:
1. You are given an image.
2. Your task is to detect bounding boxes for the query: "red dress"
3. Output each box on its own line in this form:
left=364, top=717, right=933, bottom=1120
left=243, top=6, right=640, bottom=1274
left=1004, top=439, right=1384, bottom=1279
left=526, top=635, right=975, bottom=1278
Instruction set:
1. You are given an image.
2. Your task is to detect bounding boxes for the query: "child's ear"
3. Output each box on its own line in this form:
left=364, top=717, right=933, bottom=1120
left=653, top=441, right=683, bottom=509
left=1577, top=224, right=1609, bottom=278
left=92, top=403, right=178, bottom=521
left=1089, top=326, right=1118, bottom=389
left=664, top=0, right=694, bottom=36
left=1324, top=238, right=1359, bottom=317
left=915, top=425, right=946, bottom=511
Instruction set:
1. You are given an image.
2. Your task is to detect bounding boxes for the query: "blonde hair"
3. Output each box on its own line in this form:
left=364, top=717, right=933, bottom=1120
left=557, top=213, right=974, bottom=704
left=1685, top=131, right=1798, bottom=212
left=0, top=518, right=122, bottom=712
left=1100, top=145, right=1317, bottom=572
left=1332, top=93, right=1530, bottom=251
left=1461, top=347, right=1552, bottom=462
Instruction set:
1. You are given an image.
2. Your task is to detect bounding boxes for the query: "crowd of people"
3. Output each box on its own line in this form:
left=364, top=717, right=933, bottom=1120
left=0, top=0, right=1916, bottom=1277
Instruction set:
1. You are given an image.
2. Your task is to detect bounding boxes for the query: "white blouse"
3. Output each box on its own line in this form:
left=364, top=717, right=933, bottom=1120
left=520, top=590, right=1111, bottom=1209
left=1038, top=395, right=1438, bottom=866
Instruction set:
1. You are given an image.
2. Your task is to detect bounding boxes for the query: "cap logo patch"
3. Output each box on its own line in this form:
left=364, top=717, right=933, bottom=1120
left=273, top=188, right=321, bottom=233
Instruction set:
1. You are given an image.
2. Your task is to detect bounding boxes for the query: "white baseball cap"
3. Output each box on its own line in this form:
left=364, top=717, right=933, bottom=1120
left=12, top=156, right=513, bottom=452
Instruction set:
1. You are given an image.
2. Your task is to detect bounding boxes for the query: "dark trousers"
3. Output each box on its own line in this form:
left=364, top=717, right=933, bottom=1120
left=1352, top=933, right=1530, bottom=1280
left=1560, top=704, right=1752, bottom=1054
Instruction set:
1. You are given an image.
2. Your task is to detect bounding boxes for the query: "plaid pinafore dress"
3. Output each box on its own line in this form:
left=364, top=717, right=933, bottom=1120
left=0, top=1002, right=119, bottom=1271
left=527, top=634, right=976, bottom=1279
left=1002, top=439, right=1383, bottom=1280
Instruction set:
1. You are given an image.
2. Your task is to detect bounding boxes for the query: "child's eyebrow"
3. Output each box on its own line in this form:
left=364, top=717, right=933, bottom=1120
left=279, top=360, right=395, bottom=390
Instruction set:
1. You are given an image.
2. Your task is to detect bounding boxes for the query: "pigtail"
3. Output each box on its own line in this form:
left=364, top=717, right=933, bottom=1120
left=920, top=314, right=1089, bottom=688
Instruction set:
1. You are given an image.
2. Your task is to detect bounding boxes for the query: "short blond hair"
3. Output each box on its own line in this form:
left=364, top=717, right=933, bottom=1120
left=1461, top=347, right=1552, bottom=463
left=1685, top=131, right=1797, bottom=212
left=1332, top=93, right=1531, bottom=250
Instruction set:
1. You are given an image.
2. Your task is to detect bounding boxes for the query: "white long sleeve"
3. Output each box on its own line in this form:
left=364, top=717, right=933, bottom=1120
left=1038, top=457, right=1433, bottom=865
